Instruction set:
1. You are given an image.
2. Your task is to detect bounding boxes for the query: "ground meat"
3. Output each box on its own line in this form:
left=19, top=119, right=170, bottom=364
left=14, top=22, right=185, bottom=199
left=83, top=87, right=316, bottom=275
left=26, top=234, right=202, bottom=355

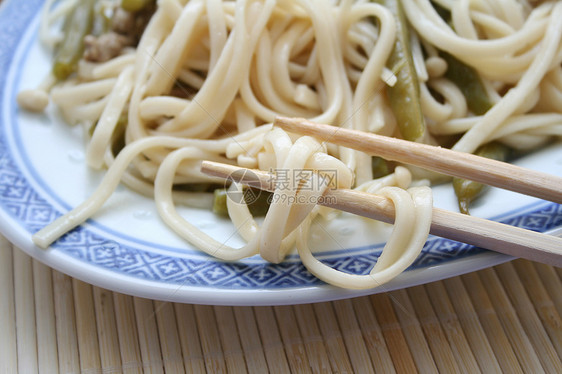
left=112, top=8, right=136, bottom=35
left=83, top=3, right=155, bottom=63
left=128, top=3, right=156, bottom=43
left=83, top=32, right=132, bottom=63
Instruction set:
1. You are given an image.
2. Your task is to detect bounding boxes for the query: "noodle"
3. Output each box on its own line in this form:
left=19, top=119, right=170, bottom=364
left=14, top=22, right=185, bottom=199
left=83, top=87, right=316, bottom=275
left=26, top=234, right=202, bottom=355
left=19, top=0, right=562, bottom=289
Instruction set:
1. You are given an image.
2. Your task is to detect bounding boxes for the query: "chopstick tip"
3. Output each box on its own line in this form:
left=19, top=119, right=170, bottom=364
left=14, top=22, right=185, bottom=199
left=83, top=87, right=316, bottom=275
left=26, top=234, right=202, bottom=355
left=273, top=116, right=305, bottom=130
left=200, top=160, right=233, bottom=180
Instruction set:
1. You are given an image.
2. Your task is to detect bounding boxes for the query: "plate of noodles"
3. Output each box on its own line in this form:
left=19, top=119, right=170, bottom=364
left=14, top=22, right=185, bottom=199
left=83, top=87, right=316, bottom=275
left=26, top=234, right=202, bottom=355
left=1, top=0, right=561, bottom=305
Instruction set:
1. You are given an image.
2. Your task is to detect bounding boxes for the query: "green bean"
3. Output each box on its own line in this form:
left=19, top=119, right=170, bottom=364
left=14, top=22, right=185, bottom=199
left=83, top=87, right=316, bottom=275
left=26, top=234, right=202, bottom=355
left=52, top=0, right=96, bottom=80
left=453, top=142, right=511, bottom=214
left=441, top=52, right=492, bottom=115
left=429, top=2, right=493, bottom=115
left=453, top=178, right=482, bottom=215
left=375, top=0, right=426, bottom=141
left=121, top=0, right=152, bottom=13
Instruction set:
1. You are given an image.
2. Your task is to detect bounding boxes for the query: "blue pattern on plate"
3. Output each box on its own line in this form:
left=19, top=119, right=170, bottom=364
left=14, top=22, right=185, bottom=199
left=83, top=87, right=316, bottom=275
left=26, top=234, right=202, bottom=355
left=1, top=0, right=561, bottom=290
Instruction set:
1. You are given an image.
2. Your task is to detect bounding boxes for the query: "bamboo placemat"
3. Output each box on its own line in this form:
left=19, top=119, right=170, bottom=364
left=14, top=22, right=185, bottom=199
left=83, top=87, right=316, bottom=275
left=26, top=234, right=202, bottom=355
left=1, top=233, right=562, bottom=373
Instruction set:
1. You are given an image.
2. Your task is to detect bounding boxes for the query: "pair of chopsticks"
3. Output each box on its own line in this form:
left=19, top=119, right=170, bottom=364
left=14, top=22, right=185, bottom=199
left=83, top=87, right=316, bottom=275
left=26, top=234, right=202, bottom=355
left=201, top=117, right=562, bottom=267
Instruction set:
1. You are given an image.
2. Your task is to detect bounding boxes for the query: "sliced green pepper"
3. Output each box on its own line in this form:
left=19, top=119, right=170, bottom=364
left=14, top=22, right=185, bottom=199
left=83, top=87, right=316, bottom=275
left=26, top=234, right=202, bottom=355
left=375, top=0, right=426, bottom=141
left=52, top=0, right=96, bottom=80
left=453, top=142, right=511, bottom=214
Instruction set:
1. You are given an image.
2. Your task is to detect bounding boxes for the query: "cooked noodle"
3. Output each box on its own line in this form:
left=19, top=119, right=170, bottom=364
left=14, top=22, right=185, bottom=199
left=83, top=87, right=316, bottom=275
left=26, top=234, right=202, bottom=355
left=19, top=0, right=562, bottom=289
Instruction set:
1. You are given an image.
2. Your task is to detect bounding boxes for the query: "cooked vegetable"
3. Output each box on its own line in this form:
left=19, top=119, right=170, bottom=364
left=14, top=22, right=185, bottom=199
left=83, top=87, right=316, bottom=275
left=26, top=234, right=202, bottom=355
left=121, top=0, right=152, bottom=13
left=246, top=188, right=272, bottom=216
left=52, top=0, right=96, bottom=80
left=213, top=189, right=229, bottom=216
left=213, top=188, right=272, bottom=217
left=91, top=2, right=112, bottom=37
left=429, top=2, right=493, bottom=115
left=441, top=51, right=493, bottom=115
left=371, top=156, right=390, bottom=179
left=453, top=142, right=511, bottom=214
left=375, top=0, right=425, bottom=141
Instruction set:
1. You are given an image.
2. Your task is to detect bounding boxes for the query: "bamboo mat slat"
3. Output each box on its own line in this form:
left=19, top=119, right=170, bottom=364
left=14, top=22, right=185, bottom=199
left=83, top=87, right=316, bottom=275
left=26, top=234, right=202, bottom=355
left=92, top=287, right=123, bottom=373
left=351, top=296, right=395, bottom=374
left=195, top=305, right=228, bottom=372
left=424, top=281, right=481, bottom=373
left=462, top=271, right=526, bottom=373
left=13, top=247, right=38, bottom=374
left=73, top=279, right=102, bottom=373
left=370, top=293, right=419, bottom=372
left=478, top=267, right=544, bottom=372
left=173, top=304, right=206, bottom=373
left=52, top=271, right=81, bottom=374
left=232, top=307, right=269, bottom=373
left=32, top=259, right=59, bottom=374
left=442, top=276, right=502, bottom=373
left=273, top=306, right=311, bottom=373
left=312, top=302, right=354, bottom=373
left=292, top=304, right=331, bottom=373
left=113, top=293, right=143, bottom=374
left=406, top=285, right=461, bottom=373
left=513, top=261, right=562, bottom=359
left=386, top=289, right=437, bottom=372
left=0, top=236, right=17, bottom=374
left=332, top=299, right=376, bottom=373
left=494, top=263, right=562, bottom=372
left=253, top=306, right=291, bottom=372
left=2, top=239, right=562, bottom=373
left=214, top=306, right=247, bottom=373
left=533, top=263, right=562, bottom=321
left=154, top=301, right=186, bottom=373
left=134, top=298, right=165, bottom=373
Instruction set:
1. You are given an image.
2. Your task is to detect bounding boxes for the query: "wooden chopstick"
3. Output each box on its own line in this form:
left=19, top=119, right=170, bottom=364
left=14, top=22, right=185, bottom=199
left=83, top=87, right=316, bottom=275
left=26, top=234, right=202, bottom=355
left=200, top=161, right=562, bottom=267
left=274, top=117, right=562, bottom=204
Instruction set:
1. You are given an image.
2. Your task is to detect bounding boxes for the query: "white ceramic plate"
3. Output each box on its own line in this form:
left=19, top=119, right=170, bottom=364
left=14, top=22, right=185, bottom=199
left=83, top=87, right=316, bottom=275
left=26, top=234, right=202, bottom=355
left=1, top=0, right=561, bottom=306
